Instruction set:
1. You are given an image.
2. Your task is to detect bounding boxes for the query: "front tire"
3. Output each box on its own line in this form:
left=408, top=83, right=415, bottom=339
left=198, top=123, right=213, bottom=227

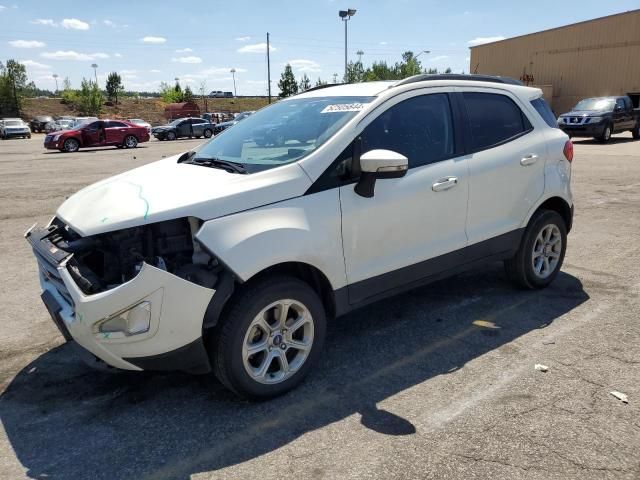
left=211, top=276, right=326, bottom=399
left=504, top=210, right=567, bottom=289
left=203, top=129, right=213, bottom=138
left=167, top=131, right=176, bottom=141
left=63, top=138, right=80, bottom=152
left=597, top=124, right=612, bottom=143
left=124, top=135, right=138, bottom=148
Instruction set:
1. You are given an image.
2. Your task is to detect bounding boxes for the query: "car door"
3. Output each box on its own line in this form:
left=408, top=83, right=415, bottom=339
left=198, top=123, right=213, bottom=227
left=104, top=121, right=128, bottom=145
left=191, top=119, right=206, bottom=136
left=81, top=121, right=105, bottom=147
left=339, top=90, right=469, bottom=304
left=460, top=89, right=545, bottom=247
left=175, top=119, right=190, bottom=137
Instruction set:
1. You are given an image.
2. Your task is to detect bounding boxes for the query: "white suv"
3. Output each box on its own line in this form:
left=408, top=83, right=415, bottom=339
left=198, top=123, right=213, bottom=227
left=27, top=75, right=574, bottom=398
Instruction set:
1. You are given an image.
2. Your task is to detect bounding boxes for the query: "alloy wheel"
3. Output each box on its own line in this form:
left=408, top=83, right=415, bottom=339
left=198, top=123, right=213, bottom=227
left=531, top=224, right=562, bottom=279
left=242, top=299, right=314, bottom=384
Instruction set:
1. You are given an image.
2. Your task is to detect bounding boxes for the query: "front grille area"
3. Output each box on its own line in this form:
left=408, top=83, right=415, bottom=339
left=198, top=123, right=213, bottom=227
left=26, top=221, right=76, bottom=308
left=45, top=134, right=52, bottom=142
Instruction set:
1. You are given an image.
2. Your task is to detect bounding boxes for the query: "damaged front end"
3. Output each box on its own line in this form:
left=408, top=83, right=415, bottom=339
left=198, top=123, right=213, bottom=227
left=26, top=216, right=228, bottom=373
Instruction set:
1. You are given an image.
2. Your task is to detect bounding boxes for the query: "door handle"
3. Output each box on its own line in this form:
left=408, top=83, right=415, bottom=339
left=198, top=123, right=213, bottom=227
left=432, top=176, right=458, bottom=192
left=520, top=154, right=539, bottom=166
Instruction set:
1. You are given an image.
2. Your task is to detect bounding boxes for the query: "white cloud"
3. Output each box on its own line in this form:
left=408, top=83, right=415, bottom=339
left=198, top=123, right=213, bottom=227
left=468, top=36, right=505, bottom=47
left=142, top=36, right=166, bottom=44
left=238, top=42, right=276, bottom=53
left=21, top=60, right=51, bottom=69
left=175, top=47, right=193, bottom=53
left=114, top=52, right=122, bottom=58
left=41, top=50, right=109, bottom=61
left=0, top=5, right=7, bottom=11
left=31, top=18, right=55, bottom=26
left=287, top=59, right=321, bottom=73
left=61, top=18, right=90, bottom=30
left=150, top=69, right=162, bottom=73
left=430, top=55, right=449, bottom=62
left=9, top=40, right=46, bottom=48
left=235, top=36, right=251, bottom=42
left=172, top=55, right=202, bottom=64
left=379, top=41, right=388, bottom=45
left=103, top=19, right=116, bottom=27
left=120, top=69, right=137, bottom=74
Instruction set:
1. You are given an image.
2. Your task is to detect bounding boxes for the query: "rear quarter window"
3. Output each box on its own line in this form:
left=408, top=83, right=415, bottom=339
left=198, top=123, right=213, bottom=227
left=531, top=98, right=558, bottom=128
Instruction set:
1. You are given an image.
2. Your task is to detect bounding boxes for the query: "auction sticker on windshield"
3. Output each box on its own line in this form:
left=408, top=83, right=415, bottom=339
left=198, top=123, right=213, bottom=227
left=321, top=103, right=368, bottom=113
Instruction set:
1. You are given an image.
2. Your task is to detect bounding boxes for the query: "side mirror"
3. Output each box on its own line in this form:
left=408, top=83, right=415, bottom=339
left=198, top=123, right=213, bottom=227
left=614, top=104, right=622, bottom=112
left=354, top=149, right=408, bottom=198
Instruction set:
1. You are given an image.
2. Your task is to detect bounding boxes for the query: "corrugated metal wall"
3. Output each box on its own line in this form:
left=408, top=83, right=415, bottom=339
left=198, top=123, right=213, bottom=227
left=469, top=10, right=640, bottom=114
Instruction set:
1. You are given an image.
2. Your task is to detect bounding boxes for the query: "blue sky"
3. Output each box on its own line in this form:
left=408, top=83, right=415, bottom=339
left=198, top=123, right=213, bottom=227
left=1, top=0, right=638, bottom=95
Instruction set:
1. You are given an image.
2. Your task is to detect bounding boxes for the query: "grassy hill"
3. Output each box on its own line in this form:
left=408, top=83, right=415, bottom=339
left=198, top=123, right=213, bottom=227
left=21, top=97, right=271, bottom=126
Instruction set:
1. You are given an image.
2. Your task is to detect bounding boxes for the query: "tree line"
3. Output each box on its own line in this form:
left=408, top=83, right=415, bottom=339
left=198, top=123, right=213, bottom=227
left=278, top=50, right=457, bottom=98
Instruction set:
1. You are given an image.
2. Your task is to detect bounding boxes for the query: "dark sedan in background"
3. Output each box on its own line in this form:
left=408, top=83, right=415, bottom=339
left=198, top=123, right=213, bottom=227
left=152, top=118, right=214, bottom=140
left=30, top=115, right=54, bottom=133
left=213, top=111, right=254, bottom=134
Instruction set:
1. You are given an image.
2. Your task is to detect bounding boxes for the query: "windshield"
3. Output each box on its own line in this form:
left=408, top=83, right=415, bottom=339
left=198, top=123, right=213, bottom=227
left=573, top=98, right=615, bottom=111
left=5, top=121, right=22, bottom=126
left=130, top=119, right=145, bottom=124
left=72, top=118, right=94, bottom=128
left=193, top=96, right=374, bottom=172
left=168, top=118, right=185, bottom=126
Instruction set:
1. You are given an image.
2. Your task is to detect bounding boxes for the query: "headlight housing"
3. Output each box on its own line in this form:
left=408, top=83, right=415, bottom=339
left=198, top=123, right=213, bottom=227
left=53, top=134, right=61, bottom=141
left=587, top=117, right=602, bottom=123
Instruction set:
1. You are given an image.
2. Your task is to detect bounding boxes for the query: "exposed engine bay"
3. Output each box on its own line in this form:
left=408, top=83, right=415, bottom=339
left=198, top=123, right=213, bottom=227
left=45, top=216, right=221, bottom=294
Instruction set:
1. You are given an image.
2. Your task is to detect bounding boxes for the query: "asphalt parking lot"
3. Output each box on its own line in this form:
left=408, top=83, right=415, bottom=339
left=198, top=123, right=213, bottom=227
left=0, top=133, right=639, bottom=479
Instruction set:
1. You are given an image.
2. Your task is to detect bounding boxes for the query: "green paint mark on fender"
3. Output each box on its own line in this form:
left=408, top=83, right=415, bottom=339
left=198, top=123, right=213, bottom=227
left=100, top=217, right=108, bottom=223
left=125, top=181, right=150, bottom=221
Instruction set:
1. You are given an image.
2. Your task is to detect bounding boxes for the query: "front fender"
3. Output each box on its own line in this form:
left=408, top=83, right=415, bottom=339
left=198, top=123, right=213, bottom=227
left=195, top=190, right=347, bottom=290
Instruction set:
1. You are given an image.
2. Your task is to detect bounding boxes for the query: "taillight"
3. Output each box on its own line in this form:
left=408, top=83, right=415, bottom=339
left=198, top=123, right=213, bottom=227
left=563, top=140, right=573, bottom=163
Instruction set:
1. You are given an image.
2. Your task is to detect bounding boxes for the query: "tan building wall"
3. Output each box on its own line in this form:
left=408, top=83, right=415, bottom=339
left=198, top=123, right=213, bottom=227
left=469, top=10, right=640, bottom=114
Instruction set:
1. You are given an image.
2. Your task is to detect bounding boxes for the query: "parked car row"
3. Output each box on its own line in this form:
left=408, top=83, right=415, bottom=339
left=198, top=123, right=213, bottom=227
left=557, top=95, right=640, bottom=142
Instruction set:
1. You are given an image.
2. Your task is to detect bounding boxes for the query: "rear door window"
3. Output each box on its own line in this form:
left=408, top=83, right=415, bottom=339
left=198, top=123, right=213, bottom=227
left=463, top=92, right=533, bottom=151
left=106, top=121, right=128, bottom=128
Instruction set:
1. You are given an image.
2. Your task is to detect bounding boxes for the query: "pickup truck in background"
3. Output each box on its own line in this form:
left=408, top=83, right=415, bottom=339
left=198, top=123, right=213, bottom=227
left=557, top=95, right=640, bottom=142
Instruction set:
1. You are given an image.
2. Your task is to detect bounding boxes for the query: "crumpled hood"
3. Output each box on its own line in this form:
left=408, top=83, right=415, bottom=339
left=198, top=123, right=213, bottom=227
left=57, top=154, right=312, bottom=237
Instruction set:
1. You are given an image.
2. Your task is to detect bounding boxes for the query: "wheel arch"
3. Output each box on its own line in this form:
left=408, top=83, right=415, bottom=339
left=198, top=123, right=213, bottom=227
left=204, top=261, right=338, bottom=333
left=525, top=196, right=573, bottom=232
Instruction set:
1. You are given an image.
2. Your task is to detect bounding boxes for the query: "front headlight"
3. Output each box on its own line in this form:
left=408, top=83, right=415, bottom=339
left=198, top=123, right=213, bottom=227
left=587, top=117, right=602, bottom=123
left=53, top=134, right=61, bottom=141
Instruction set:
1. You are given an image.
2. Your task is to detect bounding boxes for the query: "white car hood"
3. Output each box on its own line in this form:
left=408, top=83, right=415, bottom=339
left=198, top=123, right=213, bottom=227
left=57, top=154, right=312, bottom=236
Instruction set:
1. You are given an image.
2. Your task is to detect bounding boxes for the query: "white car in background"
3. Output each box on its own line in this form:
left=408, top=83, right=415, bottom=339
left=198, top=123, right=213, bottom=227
left=1, top=118, right=31, bottom=139
left=26, top=75, right=573, bottom=399
left=128, top=118, right=152, bottom=133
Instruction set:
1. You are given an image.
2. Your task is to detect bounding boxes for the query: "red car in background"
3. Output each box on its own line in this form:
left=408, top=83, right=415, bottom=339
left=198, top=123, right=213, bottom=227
left=44, top=119, right=150, bottom=152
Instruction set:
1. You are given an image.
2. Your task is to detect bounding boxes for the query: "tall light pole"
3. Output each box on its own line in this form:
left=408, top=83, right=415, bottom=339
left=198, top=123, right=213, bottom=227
left=230, top=68, right=237, bottom=97
left=339, top=8, right=356, bottom=82
left=356, top=50, right=364, bottom=63
left=91, top=63, right=98, bottom=85
left=414, top=50, right=430, bottom=75
left=52, top=73, right=59, bottom=93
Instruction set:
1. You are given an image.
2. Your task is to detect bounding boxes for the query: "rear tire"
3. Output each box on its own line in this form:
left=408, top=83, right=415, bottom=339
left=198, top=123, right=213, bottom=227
left=504, top=210, right=567, bottom=289
left=210, top=276, right=326, bottom=399
left=203, top=129, right=213, bottom=138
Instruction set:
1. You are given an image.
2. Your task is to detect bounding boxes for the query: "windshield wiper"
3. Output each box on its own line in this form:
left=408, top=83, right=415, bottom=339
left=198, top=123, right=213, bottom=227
left=190, top=157, right=248, bottom=174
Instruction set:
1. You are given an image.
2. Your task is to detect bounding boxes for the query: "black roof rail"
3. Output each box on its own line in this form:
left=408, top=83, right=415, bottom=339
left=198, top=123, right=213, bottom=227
left=298, top=82, right=346, bottom=94
left=395, top=74, right=523, bottom=87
